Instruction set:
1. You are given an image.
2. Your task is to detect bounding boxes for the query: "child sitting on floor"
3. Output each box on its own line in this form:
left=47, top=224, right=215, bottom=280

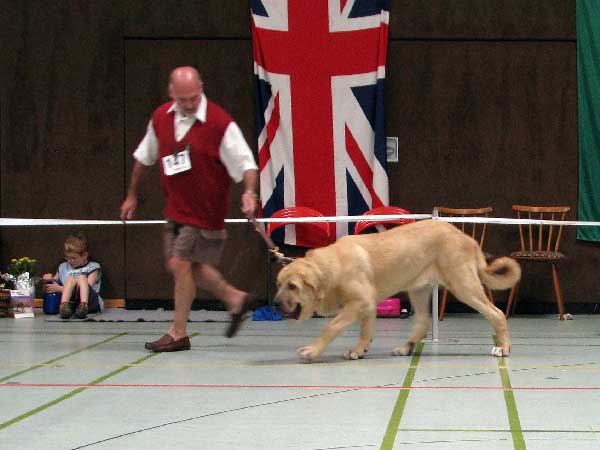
left=42, top=233, right=103, bottom=319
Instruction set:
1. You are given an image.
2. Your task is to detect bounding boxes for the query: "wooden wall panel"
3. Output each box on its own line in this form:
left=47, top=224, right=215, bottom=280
left=386, top=41, right=577, bottom=214
left=124, top=0, right=251, bottom=38
left=389, top=0, right=575, bottom=39
left=0, top=1, right=125, bottom=297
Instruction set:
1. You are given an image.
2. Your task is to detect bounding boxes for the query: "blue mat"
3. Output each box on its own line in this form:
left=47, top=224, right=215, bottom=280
left=252, top=305, right=284, bottom=321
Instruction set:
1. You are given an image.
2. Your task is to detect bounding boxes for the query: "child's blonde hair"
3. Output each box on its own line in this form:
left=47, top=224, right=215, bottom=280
left=64, top=233, right=89, bottom=255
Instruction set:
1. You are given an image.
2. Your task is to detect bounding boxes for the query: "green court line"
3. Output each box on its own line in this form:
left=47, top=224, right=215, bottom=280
left=380, top=342, right=424, bottom=450
left=494, top=336, right=526, bottom=450
left=0, top=332, right=199, bottom=431
left=0, top=332, right=128, bottom=383
left=0, top=353, right=154, bottom=431
left=399, top=427, right=596, bottom=434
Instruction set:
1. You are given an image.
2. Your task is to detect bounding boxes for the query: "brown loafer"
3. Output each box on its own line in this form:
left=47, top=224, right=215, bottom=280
left=225, top=294, right=258, bottom=338
left=145, top=334, right=172, bottom=350
left=145, top=334, right=191, bottom=352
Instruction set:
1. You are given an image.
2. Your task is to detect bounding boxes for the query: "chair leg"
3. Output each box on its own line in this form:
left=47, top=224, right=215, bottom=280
left=505, top=282, right=519, bottom=318
left=438, top=287, right=449, bottom=321
left=551, top=265, right=566, bottom=320
left=267, top=256, right=273, bottom=307
left=486, top=287, right=494, bottom=305
left=511, top=282, right=520, bottom=316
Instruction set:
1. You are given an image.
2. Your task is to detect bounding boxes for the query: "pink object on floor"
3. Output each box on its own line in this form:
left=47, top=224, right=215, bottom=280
left=377, top=297, right=401, bottom=317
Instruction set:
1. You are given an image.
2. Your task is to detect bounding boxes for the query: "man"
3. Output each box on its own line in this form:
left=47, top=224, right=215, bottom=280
left=120, top=66, right=258, bottom=352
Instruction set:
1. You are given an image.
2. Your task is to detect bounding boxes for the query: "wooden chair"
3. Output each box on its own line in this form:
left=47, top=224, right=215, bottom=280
left=266, top=206, right=332, bottom=304
left=505, top=205, right=570, bottom=320
left=434, top=207, right=494, bottom=320
left=353, top=206, right=415, bottom=235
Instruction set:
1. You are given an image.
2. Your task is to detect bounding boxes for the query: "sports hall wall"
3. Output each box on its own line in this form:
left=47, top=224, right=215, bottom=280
left=2, top=1, right=597, bottom=310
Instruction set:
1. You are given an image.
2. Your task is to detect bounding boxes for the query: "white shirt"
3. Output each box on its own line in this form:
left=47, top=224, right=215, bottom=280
left=133, top=94, right=257, bottom=183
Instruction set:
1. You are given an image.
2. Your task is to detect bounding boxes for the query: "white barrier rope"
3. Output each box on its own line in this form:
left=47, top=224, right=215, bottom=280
left=433, top=216, right=600, bottom=226
left=2, top=215, right=600, bottom=226
left=0, top=215, right=430, bottom=226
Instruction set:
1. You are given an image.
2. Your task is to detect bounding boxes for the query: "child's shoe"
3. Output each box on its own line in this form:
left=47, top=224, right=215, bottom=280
left=59, top=302, right=73, bottom=319
left=74, top=302, right=88, bottom=319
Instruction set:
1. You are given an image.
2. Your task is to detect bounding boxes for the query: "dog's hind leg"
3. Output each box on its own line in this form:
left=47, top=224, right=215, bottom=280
left=344, top=309, right=376, bottom=360
left=451, top=281, right=511, bottom=357
left=392, top=286, right=431, bottom=356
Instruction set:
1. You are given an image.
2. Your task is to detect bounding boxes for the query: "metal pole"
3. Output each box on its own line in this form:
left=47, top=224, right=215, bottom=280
left=431, top=208, right=439, bottom=342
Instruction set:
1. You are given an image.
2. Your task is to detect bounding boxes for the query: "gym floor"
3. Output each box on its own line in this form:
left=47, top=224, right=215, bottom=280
left=1, top=312, right=599, bottom=450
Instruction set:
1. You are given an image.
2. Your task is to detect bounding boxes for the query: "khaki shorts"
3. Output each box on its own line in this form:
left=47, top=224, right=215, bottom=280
left=163, top=222, right=226, bottom=265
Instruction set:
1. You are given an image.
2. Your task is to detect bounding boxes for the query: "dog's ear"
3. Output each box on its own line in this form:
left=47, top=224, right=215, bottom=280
left=301, top=260, right=328, bottom=301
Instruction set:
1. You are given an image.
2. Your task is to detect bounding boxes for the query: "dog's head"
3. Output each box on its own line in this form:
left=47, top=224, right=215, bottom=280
left=274, top=258, right=323, bottom=321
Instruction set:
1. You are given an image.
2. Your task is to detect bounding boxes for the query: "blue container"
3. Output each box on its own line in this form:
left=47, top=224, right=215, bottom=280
left=43, top=292, right=61, bottom=315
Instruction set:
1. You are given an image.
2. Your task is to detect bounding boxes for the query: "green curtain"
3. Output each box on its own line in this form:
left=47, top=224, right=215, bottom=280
left=577, top=0, right=600, bottom=241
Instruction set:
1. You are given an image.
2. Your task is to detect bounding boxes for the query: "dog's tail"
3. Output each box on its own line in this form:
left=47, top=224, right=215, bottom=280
left=478, top=256, right=521, bottom=290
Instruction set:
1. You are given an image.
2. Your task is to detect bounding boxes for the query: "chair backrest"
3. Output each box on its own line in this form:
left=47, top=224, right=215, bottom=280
left=512, top=205, right=570, bottom=253
left=266, top=206, right=331, bottom=247
left=434, top=207, right=493, bottom=248
left=354, top=206, right=415, bottom=235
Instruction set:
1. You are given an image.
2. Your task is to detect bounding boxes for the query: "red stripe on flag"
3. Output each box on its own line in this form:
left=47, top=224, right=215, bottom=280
left=378, top=23, right=389, bottom=68
left=345, top=124, right=384, bottom=208
left=258, top=92, right=281, bottom=171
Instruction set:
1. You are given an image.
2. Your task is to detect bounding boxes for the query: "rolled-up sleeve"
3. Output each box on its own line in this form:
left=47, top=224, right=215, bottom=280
left=219, top=122, right=258, bottom=183
left=132, top=120, right=159, bottom=166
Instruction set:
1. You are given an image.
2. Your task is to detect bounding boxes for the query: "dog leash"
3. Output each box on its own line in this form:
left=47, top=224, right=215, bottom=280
left=248, top=215, right=294, bottom=266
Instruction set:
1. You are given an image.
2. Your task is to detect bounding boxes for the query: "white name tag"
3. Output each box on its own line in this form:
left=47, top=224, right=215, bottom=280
left=162, top=148, right=192, bottom=176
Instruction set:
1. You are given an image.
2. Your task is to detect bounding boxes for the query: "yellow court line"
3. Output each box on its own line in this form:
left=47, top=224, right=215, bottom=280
left=2, top=361, right=600, bottom=370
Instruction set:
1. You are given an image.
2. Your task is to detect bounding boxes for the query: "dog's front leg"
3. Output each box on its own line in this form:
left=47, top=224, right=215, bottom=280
left=344, top=311, right=375, bottom=360
left=298, top=307, right=357, bottom=363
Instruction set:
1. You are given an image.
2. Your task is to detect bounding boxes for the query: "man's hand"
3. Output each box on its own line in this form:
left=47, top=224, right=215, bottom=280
left=120, top=193, right=138, bottom=221
left=241, top=190, right=258, bottom=218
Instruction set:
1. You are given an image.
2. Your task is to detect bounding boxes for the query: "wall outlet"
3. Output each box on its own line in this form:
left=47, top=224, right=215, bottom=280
left=386, top=136, right=398, bottom=162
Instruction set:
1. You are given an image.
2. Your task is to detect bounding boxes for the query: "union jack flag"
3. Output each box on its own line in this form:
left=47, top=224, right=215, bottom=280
left=252, top=0, right=390, bottom=245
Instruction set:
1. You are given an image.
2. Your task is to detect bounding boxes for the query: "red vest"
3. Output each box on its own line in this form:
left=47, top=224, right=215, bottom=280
left=152, top=101, right=233, bottom=229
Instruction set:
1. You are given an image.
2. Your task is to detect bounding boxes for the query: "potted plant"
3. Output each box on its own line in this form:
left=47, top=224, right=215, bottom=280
left=2, top=257, right=39, bottom=296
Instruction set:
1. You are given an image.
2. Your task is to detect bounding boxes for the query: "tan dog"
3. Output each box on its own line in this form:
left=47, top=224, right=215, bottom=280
left=274, top=219, right=521, bottom=362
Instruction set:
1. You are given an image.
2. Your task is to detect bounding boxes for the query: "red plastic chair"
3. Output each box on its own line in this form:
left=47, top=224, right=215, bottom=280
left=266, top=207, right=332, bottom=304
left=266, top=206, right=331, bottom=245
left=354, top=206, right=415, bottom=235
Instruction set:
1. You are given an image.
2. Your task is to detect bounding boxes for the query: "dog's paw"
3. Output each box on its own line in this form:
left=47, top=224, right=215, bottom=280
left=343, top=349, right=365, bottom=360
left=490, top=346, right=509, bottom=357
left=343, top=344, right=369, bottom=360
left=392, top=342, right=415, bottom=356
left=297, top=346, right=321, bottom=363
